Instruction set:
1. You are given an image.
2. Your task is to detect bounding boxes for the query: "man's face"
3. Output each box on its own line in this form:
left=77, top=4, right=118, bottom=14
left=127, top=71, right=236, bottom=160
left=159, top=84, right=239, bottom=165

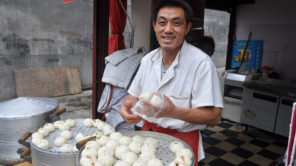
left=153, top=7, right=192, bottom=53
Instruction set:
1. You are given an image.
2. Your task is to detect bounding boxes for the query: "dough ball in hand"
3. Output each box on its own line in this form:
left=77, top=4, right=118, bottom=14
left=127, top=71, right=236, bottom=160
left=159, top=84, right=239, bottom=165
left=150, top=95, right=162, bottom=107
left=139, top=92, right=154, bottom=101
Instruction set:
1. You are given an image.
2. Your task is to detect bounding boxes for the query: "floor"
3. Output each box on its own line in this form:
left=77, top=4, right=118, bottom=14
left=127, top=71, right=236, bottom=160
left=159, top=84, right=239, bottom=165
left=199, top=120, right=288, bottom=166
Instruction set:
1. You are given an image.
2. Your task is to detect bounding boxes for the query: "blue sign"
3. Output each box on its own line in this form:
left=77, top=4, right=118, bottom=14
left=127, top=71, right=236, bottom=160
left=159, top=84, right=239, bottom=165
left=231, top=40, right=263, bottom=70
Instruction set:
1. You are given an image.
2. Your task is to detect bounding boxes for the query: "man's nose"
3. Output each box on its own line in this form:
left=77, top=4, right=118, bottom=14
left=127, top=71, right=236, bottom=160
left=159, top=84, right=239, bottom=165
left=164, top=23, right=173, bottom=33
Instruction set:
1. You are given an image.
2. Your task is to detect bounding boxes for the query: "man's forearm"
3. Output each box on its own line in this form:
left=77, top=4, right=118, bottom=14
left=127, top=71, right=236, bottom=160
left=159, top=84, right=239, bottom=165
left=123, top=94, right=138, bottom=104
left=170, top=106, right=222, bottom=125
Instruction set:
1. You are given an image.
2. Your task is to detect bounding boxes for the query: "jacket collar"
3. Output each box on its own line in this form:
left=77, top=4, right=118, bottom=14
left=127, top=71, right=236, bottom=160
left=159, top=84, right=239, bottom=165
left=151, top=41, right=188, bottom=88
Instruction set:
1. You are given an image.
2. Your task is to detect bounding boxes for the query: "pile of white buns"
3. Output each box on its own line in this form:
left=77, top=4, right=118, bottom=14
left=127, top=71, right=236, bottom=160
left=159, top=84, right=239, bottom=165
left=80, top=132, right=193, bottom=166
left=31, top=118, right=114, bottom=152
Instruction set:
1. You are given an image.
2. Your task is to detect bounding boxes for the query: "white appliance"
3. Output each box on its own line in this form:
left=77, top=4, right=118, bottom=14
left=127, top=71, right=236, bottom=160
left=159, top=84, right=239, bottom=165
left=222, top=70, right=246, bottom=123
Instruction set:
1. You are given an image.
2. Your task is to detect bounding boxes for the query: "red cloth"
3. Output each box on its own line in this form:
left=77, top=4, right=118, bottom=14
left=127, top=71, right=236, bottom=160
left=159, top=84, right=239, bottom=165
left=142, top=121, right=199, bottom=166
left=108, top=0, right=127, bottom=55
left=287, top=104, right=296, bottom=165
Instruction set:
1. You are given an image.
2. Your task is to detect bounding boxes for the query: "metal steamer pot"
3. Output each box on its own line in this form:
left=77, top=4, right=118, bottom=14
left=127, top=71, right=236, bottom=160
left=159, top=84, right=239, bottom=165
left=19, top=132, right=78, bottom=166
left=0, top=97, right=63, bottom=165
left=19, top=119, right=101, bottom=166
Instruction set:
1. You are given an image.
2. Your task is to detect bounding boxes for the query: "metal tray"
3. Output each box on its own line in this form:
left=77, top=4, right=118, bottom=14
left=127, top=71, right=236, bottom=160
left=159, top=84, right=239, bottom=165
left=76, top=131, right=195, bottom=166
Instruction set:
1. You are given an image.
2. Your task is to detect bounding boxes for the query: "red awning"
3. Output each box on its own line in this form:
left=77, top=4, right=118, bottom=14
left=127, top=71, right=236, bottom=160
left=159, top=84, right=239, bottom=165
left=108, top=0, right=127, bottom=55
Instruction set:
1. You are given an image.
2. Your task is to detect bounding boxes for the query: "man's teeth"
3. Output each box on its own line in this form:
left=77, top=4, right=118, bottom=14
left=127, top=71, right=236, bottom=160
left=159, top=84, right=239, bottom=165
left=164, top=37, right=173, bottom=40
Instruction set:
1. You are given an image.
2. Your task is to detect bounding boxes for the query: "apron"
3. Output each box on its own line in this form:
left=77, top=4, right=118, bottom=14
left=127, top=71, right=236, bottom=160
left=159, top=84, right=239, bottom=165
left=141, top=121, right=199, bottom=166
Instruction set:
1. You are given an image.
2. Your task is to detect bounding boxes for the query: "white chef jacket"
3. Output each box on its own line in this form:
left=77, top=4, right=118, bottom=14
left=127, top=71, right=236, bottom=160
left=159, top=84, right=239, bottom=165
left=128, top=41, right=224, bottom=161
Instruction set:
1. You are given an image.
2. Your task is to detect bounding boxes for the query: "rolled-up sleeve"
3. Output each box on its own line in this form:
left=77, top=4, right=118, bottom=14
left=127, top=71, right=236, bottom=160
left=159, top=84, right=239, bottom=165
left=128, top=59, right=144, bottom=98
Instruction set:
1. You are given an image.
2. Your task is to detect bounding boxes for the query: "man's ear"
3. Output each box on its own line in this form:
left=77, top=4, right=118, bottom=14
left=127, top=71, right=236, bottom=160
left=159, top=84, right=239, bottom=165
left=153, top=21, right=156, bottom=31
left=186, top=22, right=192, bottom=35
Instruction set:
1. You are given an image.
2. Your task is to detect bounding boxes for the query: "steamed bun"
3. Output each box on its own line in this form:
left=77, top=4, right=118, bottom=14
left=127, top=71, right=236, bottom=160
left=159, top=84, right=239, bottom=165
left=61, top=130, right=72, bottom=140
left=35, top=139, right=50, bottom=150
left=83, top=118, right=93, bottom=127
left=169, top=141, right=184, bottom=153
left=55, top=136, right=66, bottom=146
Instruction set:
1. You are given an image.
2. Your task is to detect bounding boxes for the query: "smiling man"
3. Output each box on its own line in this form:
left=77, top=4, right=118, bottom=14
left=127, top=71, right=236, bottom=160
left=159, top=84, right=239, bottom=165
left=120, top=0, right=223, bottom=164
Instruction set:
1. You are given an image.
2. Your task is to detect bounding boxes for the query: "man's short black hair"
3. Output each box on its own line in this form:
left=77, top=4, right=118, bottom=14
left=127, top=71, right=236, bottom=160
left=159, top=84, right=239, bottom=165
left=151, top=0, right=193, bottom=25
left=197, top=36, right=215, bottom=56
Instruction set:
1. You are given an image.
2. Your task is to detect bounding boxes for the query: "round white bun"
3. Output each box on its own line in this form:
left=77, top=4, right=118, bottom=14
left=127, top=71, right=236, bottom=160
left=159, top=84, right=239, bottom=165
left=122, top=151, right=138, bottom=164
left=169, top=141, right=184, bottom=153
left=119, top=136, right=132, bottom=146
left=75, top=133, right=85, bottom=142
left=115, top=145, right=129, bottom=160
left=114, top=160, right=131, bottom=166
left=60, top=130, right=72, bottom=140
left=147, top=158, right=163, bottom=166
left=83, top=118, right=93, bottom=127
left=65, top=119, right=76, bottom=128
left=54, top=136, right=66, bottom=147
left=36, top=139, right=50, bottom=150
left=38, top=127, right=49, bottom=137
left=129, top=141, right=142, bottom=154
left=44, top=123, right=55, bottom=132
left=32, top=132, right=44, bottom=140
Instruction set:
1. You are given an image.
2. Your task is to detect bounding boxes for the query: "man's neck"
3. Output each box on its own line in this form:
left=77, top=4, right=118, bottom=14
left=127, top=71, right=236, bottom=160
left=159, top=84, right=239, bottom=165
left=162, top=48, right=180, bottom=66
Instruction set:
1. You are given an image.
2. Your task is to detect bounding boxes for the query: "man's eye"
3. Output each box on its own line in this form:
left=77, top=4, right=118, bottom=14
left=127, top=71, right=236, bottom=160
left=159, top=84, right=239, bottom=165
left=174, top=22, right=181, bottom=26
left=158, top=22, right=165, bottom=26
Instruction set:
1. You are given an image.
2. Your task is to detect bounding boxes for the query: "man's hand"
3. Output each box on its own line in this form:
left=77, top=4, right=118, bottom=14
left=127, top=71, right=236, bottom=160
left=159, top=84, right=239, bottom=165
left=156, top=95, right=176, bottom=118
left=120, top=95, right=142, bottom=124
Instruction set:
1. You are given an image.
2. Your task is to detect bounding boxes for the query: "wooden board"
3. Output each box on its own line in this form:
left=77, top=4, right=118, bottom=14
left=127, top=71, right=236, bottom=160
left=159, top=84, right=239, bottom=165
left=14, top=66, right=82, bottom=97
left=14, top=161, right=32, bottom=166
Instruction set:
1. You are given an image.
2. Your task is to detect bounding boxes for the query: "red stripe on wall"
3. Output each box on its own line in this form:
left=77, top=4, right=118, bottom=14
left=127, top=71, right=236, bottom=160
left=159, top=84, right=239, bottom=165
left=64, top=0, right=76, bottom=3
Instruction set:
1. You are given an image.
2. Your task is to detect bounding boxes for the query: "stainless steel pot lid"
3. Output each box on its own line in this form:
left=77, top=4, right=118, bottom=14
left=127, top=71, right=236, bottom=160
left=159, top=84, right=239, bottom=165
left=0, top=97, right=58, bottom=118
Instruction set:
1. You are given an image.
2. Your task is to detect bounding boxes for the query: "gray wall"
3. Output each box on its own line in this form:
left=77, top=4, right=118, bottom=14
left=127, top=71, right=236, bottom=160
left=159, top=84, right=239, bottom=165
left=131, top=0, right=152, bottom=51
left=0, top=0, right=93, bottom=101
left=236, top=0, right=296, bottom=81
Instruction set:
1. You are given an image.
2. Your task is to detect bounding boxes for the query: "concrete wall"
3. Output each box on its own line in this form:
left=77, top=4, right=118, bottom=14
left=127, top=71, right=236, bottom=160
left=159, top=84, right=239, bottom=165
left=236, top=0, right=296, bottom=80
left=131, top=0, right=152, bottom=51
left=0, top=0, right=93, bottom=101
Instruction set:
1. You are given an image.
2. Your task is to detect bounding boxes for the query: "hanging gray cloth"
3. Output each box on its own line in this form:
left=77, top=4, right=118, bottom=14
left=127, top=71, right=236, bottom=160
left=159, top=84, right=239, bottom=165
left=102, top=47, right=146, bottom=90
left=98, top=47, right=146, bottom=131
